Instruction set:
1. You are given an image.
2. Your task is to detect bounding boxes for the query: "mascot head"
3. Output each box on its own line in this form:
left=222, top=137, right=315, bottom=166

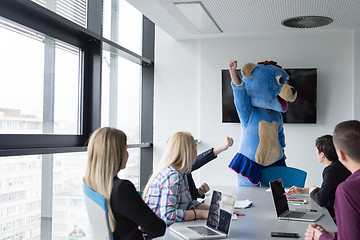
left=241, top=60, right=297, bottom=113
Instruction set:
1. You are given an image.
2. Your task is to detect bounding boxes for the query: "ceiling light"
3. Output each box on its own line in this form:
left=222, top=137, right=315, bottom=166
left=282, top=16, right=333, bottom=28
left=174, top=2, right=222, bottom=34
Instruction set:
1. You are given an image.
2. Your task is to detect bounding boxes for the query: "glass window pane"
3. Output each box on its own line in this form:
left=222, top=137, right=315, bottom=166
left=101, top=50, right=141, bottom=144
left=103, top=0, right=143, bottom=55
left=52, top=152, right=89, bottom=239
left=101, top=50, right=141, bottom=187
left=0, top=155, right=42, bottom=239
left=0, top=19, right=44, bottom=134
left=54, top=43, right=82, bottom=134
left=0, top=18, right=83, bottom=135
left=31, top=0, right=87, bottom=28
left=118, top=148, right=140, bottom=189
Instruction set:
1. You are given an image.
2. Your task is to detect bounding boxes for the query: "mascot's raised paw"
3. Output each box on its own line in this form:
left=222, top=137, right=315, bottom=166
left=228, top=60, right=297, bottom=186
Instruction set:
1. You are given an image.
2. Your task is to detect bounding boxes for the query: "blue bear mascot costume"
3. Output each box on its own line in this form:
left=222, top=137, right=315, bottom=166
left=228, top=60, right=297, bottom=186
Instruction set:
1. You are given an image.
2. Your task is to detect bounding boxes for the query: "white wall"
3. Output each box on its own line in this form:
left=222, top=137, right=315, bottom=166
left=154, top=29, right=355, bottom=188
left=354, top=30, right=360, bottom=120
left=153, top=27, right=201, bottom=165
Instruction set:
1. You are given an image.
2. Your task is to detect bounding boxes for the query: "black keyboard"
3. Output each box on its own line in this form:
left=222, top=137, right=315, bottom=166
left=188, top=226, right=219, bottom=236
left=283, top=211, right=306, bottom=218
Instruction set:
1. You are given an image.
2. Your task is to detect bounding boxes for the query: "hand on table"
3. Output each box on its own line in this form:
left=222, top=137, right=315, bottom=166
left=305, top=223, right=334, bottom=240
left=286, top=186, right=306, bottom=195
left=233, top=209, right=245, bottom=216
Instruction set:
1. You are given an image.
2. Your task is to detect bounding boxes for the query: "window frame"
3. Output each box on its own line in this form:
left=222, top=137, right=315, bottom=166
left=0, top=1, right=155, bottom=239
left=0, top=0, right=155, bottom=163
left=0, top=0, right=97, bottom=156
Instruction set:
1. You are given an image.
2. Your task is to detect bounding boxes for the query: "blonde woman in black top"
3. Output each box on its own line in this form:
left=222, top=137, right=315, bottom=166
left=84, top=127, right=166, bottom=240
left=286, top=135, right=351, bottom=219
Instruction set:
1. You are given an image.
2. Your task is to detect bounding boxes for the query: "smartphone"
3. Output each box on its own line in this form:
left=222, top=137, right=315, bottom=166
left=286, top=197, right=307, bottom=204
left=286, top=197, right=306, bottom=202
left=295, top=208, right=317, bottom=212
left=271, top=232, right=299, bottom=238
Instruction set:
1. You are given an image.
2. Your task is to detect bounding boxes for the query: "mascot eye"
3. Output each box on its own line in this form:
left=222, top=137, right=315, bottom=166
left=275, top=75, right=284, bottom=85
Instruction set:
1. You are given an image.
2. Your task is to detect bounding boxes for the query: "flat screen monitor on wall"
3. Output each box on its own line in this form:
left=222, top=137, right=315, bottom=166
left=222, top=68, right=317, bottom=124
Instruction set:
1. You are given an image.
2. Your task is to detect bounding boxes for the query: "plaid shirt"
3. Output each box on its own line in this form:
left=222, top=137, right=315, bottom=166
left=145, top=166, right=201, bottom=226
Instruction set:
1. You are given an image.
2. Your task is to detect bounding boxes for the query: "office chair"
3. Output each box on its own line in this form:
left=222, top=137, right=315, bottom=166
left=83, top=184, right=114, bottom=240
left=260, top=166, right=307, bottom=188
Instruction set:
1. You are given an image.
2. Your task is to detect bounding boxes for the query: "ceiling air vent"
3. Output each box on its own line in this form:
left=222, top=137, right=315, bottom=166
left=281, top=16, right=333, bottom=28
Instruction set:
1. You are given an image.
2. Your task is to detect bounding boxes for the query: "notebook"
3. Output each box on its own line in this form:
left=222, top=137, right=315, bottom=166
left=270, top=179, right=323, bottom=222
left=169, top=190, right=235, bottom=239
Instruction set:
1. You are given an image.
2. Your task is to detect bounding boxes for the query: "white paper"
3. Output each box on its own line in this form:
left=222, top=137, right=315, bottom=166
left=234, top=199, right=253, bottom=209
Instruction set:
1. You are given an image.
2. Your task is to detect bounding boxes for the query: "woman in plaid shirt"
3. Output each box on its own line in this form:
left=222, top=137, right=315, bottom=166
left=143, top=132, right=209, bottom=226
left=143, top=131, right=244, bottom=226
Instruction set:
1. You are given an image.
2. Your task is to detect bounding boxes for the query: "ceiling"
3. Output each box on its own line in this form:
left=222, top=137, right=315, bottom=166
left=127, top=0, right=360, bottom=40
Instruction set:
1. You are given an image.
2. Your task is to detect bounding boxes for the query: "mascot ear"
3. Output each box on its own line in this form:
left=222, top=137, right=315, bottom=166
left=241, top=63, right=257, bottom=78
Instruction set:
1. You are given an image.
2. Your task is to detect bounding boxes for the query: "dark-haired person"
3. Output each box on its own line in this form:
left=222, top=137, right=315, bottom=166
left=286, top=135, right=351, bottom=219
left=305, top=120, right=360, bottom=240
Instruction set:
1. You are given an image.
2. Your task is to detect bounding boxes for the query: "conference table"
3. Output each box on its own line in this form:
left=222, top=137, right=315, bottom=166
left=157, top=186, right=337, bottom=239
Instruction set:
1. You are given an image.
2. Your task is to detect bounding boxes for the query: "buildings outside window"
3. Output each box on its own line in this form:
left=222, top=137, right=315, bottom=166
left=0, top=0, right=150, bottom=239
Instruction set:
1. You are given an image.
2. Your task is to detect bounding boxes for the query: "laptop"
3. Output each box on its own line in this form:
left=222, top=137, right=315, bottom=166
left=169, top=190, right=235, bottom=239
left=270, top=179, right=323, bottom=222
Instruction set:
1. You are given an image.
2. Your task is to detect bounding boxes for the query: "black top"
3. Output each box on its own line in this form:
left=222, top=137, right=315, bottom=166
left=111, top=177, right=166, bottom=240
left=187, top=148, right=216, bottom=200
left=310, top=161, right=351, bottom=218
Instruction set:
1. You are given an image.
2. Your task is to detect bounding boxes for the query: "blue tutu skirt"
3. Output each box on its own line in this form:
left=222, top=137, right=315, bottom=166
left=228, top=153, right=286, bottom=185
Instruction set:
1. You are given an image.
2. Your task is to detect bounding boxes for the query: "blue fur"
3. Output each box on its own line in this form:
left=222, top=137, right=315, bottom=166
left=228, top=63, right=290, bottom=185
left=243, top=64, right=289, bottom=113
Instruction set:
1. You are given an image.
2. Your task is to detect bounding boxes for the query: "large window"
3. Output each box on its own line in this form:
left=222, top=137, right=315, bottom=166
left=0, top=0, right=154, bottom=239
left=0, top=18, right=83, bottom=135
left=103, top=0, right=143, bottom=55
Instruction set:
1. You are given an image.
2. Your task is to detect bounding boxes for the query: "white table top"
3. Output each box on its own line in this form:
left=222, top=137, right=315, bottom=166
left=156, top=186, right=337, bottom=240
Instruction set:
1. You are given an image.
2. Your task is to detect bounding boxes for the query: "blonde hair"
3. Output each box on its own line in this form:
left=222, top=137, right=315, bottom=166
left=83, top=127, right=127, bottom=232
left=143, top=131, right=195, bottom=198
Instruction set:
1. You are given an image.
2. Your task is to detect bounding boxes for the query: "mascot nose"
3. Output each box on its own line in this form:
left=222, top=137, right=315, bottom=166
left=291, top=87, right=297, bottom=95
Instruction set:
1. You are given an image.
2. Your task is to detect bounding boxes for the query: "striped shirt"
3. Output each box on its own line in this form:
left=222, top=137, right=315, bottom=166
left=145, top=166, right=201, bottom=226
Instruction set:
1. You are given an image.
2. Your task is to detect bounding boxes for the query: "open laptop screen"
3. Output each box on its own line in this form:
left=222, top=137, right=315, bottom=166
left=270, top=179, right=289, bottom=217
left=206, top=190, right=234, bottom=234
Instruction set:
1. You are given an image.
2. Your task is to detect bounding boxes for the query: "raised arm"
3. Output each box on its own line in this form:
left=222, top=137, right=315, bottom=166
left=228, top=60, right=242, bottom=86
left=193, top=149, right=216, bottom=171
left=229, top=60, right=253, bottom=125
left=192, top=137, right=234, bottom=172
left=213, top=137, right=234, bottom=156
